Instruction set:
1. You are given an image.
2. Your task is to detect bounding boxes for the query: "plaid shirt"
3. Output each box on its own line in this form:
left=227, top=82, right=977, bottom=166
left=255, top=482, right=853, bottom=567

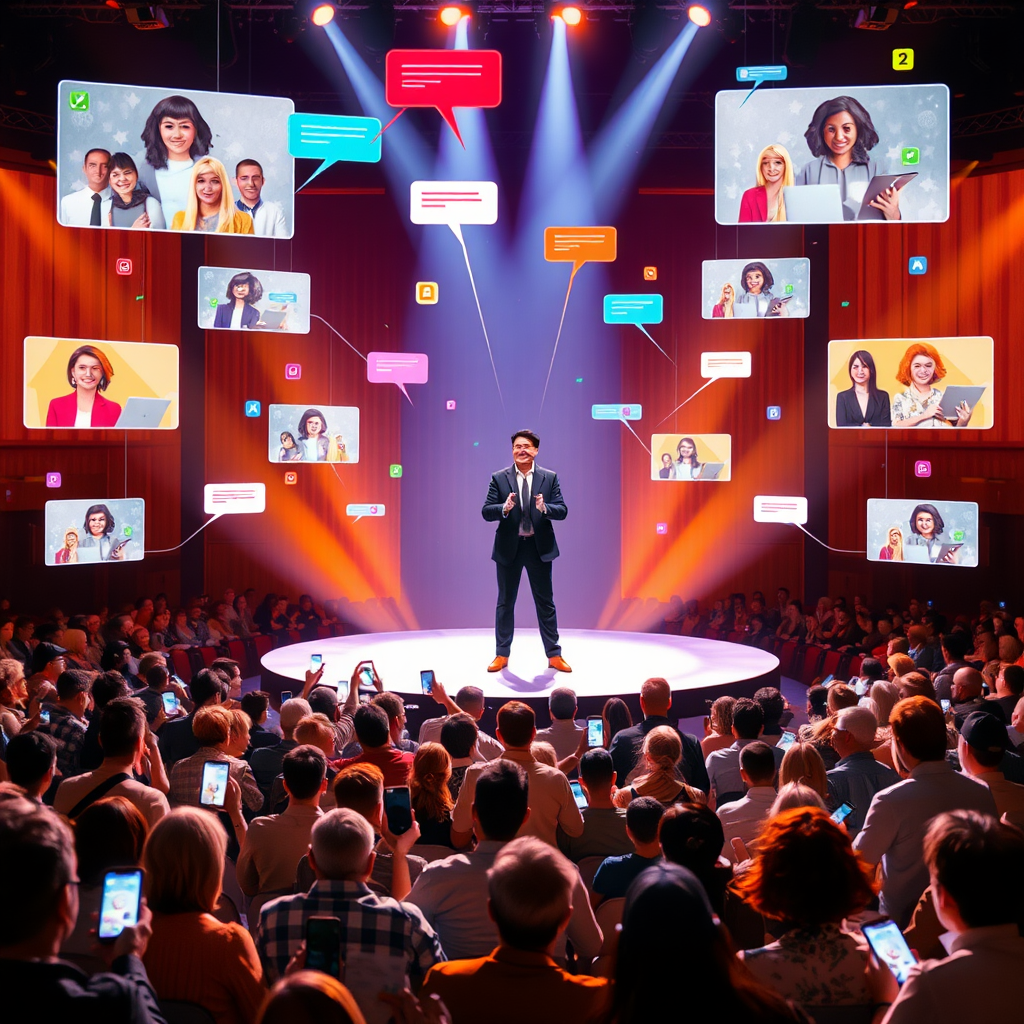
left=258, top=879, right=445, bottom=986
left=168, top=748, right=264, bottom=812
left=38, top=703, right=88, bottom=779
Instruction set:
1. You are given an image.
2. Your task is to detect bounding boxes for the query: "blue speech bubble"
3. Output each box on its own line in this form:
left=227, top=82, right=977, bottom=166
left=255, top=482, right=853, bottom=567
left=288, top=113, right=382, bottom=191
left=736, top=65, right=788, bottom=106
left=603, top=294, right=663, bottom=326
left=592, top=404, right=643, bottom=421
left=268, top=292, right=298, bottom=304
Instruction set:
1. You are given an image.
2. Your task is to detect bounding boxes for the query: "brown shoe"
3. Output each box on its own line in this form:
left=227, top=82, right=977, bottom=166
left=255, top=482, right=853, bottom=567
left=548, top=656, right=572, bottom=673
left=487, top=656, right=509, bottom=673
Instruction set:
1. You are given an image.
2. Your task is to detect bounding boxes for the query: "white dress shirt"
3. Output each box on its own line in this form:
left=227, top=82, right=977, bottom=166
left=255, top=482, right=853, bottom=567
left=417, top=715, right=503, bottom=762
left=535, top=719, right=586, bottom=761
left=59, top=185, right=111, bottom=227
left=236, top=198, right=288, bottom=237
left=716, top=786, right=777, bottom=861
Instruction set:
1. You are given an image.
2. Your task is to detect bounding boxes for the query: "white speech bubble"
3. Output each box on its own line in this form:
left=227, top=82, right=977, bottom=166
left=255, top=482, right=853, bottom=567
left=701, top=352, right=752, bottom=378
left=410, top=181, right=498, bottom=228
left=204, top=483, right=266, bottom=515
left=754, top=495, right=808, bottom=525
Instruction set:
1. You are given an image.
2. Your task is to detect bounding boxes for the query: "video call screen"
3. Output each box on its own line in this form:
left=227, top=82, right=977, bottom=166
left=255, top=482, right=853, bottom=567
left=23, top=337, right=179, bottom=430
left=268, top=404, right=360, bottom=464
left=715, top=83, right=950, bottom=225
left=866, top=499, right=978, bottom=567
left=45, top=498, right=146, bottom=565
left=701, top=258, right=809, bottom=320
left=199, top=267, right=311, bottom=334
left=827, top=337, right=993, bottom=430
left=57, top=80, right=294, bottom=236
left=650, top=434, right=732, bottom=481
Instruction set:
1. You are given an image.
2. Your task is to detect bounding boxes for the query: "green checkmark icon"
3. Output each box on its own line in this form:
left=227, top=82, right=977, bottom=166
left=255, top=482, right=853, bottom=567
left=69, top=91, right=89, bottom=111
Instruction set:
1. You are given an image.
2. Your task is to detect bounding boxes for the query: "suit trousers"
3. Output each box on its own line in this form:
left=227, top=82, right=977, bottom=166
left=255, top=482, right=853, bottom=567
left=495, top=535, right=560, bottom=657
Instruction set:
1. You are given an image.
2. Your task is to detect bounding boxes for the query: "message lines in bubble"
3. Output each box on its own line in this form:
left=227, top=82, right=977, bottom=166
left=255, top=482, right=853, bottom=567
left=736, top=64, right=788, bottom=106
left=287, top=114, right=382, bottom=191
left=603, top=294, right=673, bottom=363
left=367, top=352, right=428, bottom=405
left=347, top=503, right=386, bottom=524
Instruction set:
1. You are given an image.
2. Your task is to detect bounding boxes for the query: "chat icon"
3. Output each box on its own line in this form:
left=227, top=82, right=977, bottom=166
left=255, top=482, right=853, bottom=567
left=735, top=64, right=788, bottom=106
left=700, top=352, right=752, bottom=379
left=592, top=404, right=643, bottom=421
left=385, top=49, right=502, bottom=146
left=411, top=181, right=498, bottom=244
left=203, top=483, right=267, bottom=516
left=347, top=503, right=386, bottom=523
left=603, top=294, right=670, bottom=361
left=287, top=113, right=382, bottom=191
left=545, top=227, right=617, bottom=281
left=753, top=495, right=808, bottom=525
left=268, top=292, right=298, bottom=304
left=367, top=352, right=428, bottom=405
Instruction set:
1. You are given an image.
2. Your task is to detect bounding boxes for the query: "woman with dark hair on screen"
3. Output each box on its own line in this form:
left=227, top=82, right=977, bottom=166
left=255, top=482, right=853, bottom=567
left=674, top=437, right=703, bottom=480
left=278, top=432, right=302, bottom=462
left=657, top=453, right=677, bottom=479
left=137, top=94, right=213, bottom=226
left=296, top=408, right=347, bottom=463
left=739, top=143, right=795, bottom=223
left=734, top=262, right=788, bottom=318
left=171, top=157, right=254, bottom=234
left=214, top=271, right=265, bottom=330
left=891, top=341, right=974, bottom=428
left=795, top=95, right=901, bottom=221
left=79, top=504, right=125, bottom=562
left=104, top=152, right=165, bottom=229
left=908, top=503, right=960, bottom=564
left=46, top=345, right=122, bottom=428
left=835, top=349, right=891, bottom=426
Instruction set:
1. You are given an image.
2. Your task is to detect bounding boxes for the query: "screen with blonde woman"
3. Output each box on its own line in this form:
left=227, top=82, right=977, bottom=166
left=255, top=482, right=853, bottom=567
left=827, top=337, right=993, bottom=430
left=45, top=499, right=146, bottom=566
left=650, top=435, right=732, bottom=482
left=701, top=258, right=809, bottom=320
left=866, top=499, right=978, bottom=567
left=268, top=405, right=360, bottom=464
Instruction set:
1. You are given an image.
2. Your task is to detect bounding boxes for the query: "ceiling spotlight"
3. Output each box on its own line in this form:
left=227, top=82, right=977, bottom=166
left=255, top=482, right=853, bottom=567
left=439, top=5, right=465, bottom=26
left=310, top=3, right=336, bottom=28
left=687, top=4, right=712, bottom=28
left=556, top=6, right=583, bottom=26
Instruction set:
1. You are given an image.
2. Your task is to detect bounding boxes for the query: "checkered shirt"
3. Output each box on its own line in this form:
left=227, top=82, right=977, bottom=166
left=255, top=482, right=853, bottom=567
left=258, top=879, right=445, bottom=984
left=167, top=748, right=264, bottom=812
left=38, top=704, right=87, bottom=779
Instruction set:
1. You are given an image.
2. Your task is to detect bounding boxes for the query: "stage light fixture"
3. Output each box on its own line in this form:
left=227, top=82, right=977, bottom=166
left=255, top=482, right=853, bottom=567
left=687, top=4, right=712, bottom=28
left=558, top=6, right=583, bottom=26
left=440, top=5, right=465, bottom=26
left=310, top=3, right=336, bottom=28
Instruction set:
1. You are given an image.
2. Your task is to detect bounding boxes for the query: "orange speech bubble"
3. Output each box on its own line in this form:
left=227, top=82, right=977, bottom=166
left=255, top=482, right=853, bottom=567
left=544, top=226, right=617, bottom=278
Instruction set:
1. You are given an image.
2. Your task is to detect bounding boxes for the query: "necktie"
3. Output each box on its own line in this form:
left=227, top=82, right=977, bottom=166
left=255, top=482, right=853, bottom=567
left=520, top=475, right=533, bottom=536
left=90, top=192, right=102, bottom=226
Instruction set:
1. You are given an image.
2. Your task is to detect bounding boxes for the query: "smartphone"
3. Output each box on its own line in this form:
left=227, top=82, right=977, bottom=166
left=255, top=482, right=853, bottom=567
left=39, top=708, right=50, bottom=724
left=830, top=801, right=855, bottom=825
left=862, top=918, right=918, bottom=986
left=821, top=674, right=835, bottom=687
left=730, top=837, right=750, bottom=862
left=280, top=690, right=293, bottom=704
left=305, top=915, right=342, bottom=977
left=586, top=716, right=605, bottom=748
left=200, top=761, right=230, bottom=809
left=570, top=779, right=588, bottom=809
left=356, top=660, right=376, bottom=689
left=941, top=699, right=952, bottom=714
left=420, top=669, right=434, bottom=695
left=310, top=653, right=322, bottom=673
left=97, top=868, right=143, bottom=943
left=337, top=680, right=349, bottom=702
left=383, top=786, right=413, bottom=835
left=776, top=730, right=797, bottom=751
left=999, top=600, right=1007, bottom=610
left=161, top=691, right=178, bottom=715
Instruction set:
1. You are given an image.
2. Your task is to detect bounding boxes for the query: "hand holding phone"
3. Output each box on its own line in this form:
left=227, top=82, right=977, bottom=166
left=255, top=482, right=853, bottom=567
left=161, top=691, right=178, bottom=716
left=383, top=786, right=413, bottom=836
left=776, top=730, right=797, bottom=751
left=98, top=869, right=143, bottom=943
left=310, top=653, right=322, bottom=673
left=830, top=801, right=855, bottom=826
left=570, top=779, right=588, bottom=809
left=305, top=915, right=342, bottom=978
left=420, top=669, right=434, bottom=695
left=730, top=837, right=750, bottom=862
left=863, top=919, right=918, bottom=987
left=280, top=690, right=293, bottom=705
left=200, top=761, right=230, bottom=809
left=586, top=716, right=605, bottom=748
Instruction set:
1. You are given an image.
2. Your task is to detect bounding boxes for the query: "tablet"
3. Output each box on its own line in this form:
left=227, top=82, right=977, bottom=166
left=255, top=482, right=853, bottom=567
left=115, top=397, right=172, bottom=429
left=257, top=309, right=288, bottom=330
left=765, top=295, right=792, bottom=318
left=936, top=385, right=986, bottom=421
left=856, top=173, right=919, bottom=221
left=700, top=463, right=725, bottom=480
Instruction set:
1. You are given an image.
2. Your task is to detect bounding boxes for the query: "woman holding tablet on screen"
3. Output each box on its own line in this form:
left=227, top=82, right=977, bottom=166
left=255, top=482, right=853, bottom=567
left=46, top=345, right=122, bottom=428
left=214, top=272, right=265, bottom=329
left=674, top=438, right=703, bottom=480
left=836, top=350, right=891, bottom=427
left=738, top=144, right=794, bottom=223
left=891, top=342, right=973, bottom=428
left=171, top=158, right=253, bottom=234
left=907, top=504, right=960, bottom=564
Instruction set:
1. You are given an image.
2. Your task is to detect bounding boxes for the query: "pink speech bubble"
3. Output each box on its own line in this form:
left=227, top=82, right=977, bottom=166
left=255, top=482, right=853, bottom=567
left=367, top=351, right=428, bottom=405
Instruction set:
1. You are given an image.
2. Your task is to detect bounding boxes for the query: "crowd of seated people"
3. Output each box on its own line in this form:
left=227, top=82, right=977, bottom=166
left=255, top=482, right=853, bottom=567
left=0, top=586, right=1023, bottom=1023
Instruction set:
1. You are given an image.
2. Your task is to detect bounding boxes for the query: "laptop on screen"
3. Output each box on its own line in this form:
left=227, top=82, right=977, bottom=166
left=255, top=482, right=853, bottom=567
left=783, top=184, right=845, bottom=224
left=115, top=397, right=172, bottom=429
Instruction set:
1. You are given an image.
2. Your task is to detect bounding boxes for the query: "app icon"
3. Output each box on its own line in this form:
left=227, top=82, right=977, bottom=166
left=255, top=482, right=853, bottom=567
left=69, top=90, right=89, bottom=111
left=643, top=266, right=657, bottom=281
left=284, top=471, right=298, bottom=485
left=389, top=464, right=403, bottom=478
left=952, top=529, right=965, bottom=542
left=123, top=526, right=133, bottom=538
left=416, top=282, right=438, bottom=304
left=908, top=256, right=928, bottom=275
left=446, top=400, right=456, bottom=410
left=914, top=460, right=931, bottom=478
left=784, top=283, right=794, bottom=294
left=285, top=363, right=301, bottom=380
left=115, top=258, right=132, bottom=275
left=766, top=405, right=782, bottom=421
left=892, top=48, right=914, bottom=71
left=656, top=522, right=668, bottom=535
left=245, top=401, right=261, bottom=418
left=46, top=472, right=61, bottom=488
left=901, top=147, right=920, bottom=166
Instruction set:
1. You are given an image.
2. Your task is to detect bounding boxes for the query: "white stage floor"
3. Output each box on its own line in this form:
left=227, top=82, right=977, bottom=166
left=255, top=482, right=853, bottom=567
left=260, top=628, right=779, bottom=714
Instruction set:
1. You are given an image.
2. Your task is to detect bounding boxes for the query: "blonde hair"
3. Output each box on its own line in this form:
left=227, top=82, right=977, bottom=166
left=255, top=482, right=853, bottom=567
left=530, top=741, right=558, bottom=767
left=228, top=708, right=252, bottom=749
left=295, top=713, right=336, bottom=758
left=885, top=526, right=904, bottom=561
left=643, top=725, right=682, bottom=772
left=769, top=781, right=826, bottom=818
left=409, top=742, right=453, bottom=822
left=754, top=144, right=794, bottom=222
left=143, top=807, right=226, bottom=913
left=179, top=157, right=237, bottom=231
left=63, top=628, right=88, bottom=657
left=779, top=742, right=828, bottom=799
left=870, top=680, right=901, bottom=724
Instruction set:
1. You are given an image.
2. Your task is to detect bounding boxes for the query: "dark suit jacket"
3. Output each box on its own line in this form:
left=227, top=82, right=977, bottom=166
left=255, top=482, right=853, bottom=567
left=213, top=302, right=261, bottom=330
left=482, top=465, right=567, bottom=565
left=608, top=715, right=710, bottom=794
left=835, top=386, right=891, bottom=427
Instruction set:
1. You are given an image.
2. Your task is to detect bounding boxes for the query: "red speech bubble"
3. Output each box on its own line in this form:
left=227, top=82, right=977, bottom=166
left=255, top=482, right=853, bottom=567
left=385, top=49, right=502, bottom=147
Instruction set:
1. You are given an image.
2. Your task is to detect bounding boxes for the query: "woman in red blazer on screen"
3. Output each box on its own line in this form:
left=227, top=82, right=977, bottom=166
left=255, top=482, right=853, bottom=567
left=738, top=143, right=794, bottom=223
left=45, top=345, right=122, bottom=427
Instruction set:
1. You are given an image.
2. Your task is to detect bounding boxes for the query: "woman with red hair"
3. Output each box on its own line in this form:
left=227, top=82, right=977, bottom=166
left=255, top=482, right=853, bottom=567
left=891, top=342, right=973, bottom=428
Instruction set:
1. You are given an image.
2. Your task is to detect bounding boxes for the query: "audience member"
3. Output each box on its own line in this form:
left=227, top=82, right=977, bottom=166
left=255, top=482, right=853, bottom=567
left=826, top=706, right=899, bottom=836
left=418, top=683, right=503, bottom=761
left=4, top=730, right=57, bottom=800
left=701, top=695, right=737, bottom=758
left=38, top=668, right=92, bottom=779
left=160, top=667, right=229, bottom=767
left=333, top=704, right=414, bottom=788
left=932, top=631, right=972, bottom=701
left=754, top=686, right=788, bottom=744
left=770, top=782, right=827, bottom=817
left=988, top=663, right=1024, bottom=720
left=27, top=642, right=69, bottom=697
left=535, top=686, right=585, bottom=760
left=716, top=740, right=777, bottom=861
left=706, top=698, right=784, bottom=808
left=557, top=748, right=630, bottom=861
left=225, top=708, right=255, bottom=759
left=601, top=696, right=633, bottom=749
left=439, top=713, right=477, bottom=799
left=251, top=698, right=311, bottom=796
left=80, top=670, right=133, bottom=772
left=591, top=796, right=664, bottom=902
left=256, top=971, right=367, bottom=1024
left=409, top=742, right=456, bottom=847
left=956, top=711, right=1024, bottom=827
left=658, top=803, right=736, bottom=920
left=778, top=742, right=827, bottom=801
left=241, top=691, right=279, bottom=753
left=613, top=725, right=705, bottom=807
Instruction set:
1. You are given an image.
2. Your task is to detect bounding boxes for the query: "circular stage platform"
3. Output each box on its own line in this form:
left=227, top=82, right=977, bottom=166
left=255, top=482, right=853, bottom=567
left=260, top=628, right=779, bottom=721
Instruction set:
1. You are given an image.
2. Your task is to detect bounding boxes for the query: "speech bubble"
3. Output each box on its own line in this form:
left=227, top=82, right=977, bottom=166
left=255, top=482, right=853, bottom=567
left=736, top=64, right=788, bottom=106
left=700, top=351, right=752, bottom=378
left=410, top=180, right=498, bottom=245
left=347, top=503, right=386, bottom=523
left=367, top=352, right=428, bottom=405
left=385, top=49, right=502, bottom=146
left=287, top=113, right=382, bottom=190
left=268, top=292, right=298, bottom=304
left=603, top=293, right=672, bottom=362
left=753, top=495, right=808, bottom=525
left=545, top=226, right=617, bottom=280
left=203, top=483, right=266, bottom=515
left=592, top=404, right=643, bottom=421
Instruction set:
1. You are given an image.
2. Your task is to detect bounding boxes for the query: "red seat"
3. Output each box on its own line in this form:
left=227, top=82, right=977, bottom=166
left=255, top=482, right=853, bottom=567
left=799, top=646, right=825, bottom=685
left=317, top=625, right=333, bottom=639
left=778, top=641, right=799, bottom=676
left=285, top=630, right=301, bottom=645
left=227, top=640, right=246, bottom=666
left=252, top=635, right=273, bottom=668
left=726, top=631, right=745, bottom=645
left=199, top=647, right=218, bottom=668
left=847, top=654, right=864, bottom=678
left=169, top=649, right=192, bottom=681
left=821, top=650, right=842, bottom=680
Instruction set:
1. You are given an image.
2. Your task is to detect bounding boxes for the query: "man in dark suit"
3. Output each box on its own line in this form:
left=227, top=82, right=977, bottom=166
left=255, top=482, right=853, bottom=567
left=481, top=430, right=571, bottom=674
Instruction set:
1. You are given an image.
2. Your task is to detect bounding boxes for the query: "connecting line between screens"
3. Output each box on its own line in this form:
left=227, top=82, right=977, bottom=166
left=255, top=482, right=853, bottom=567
left=792, top=523, right=865, bottom=555
left=539, top=266, right=579, bottom=417
left=655, top=377, right=718, bottom=427
left=311, top=314, right=367, bottom=362
left=454, top=232, right=505, bottom=416
left=620, top=417, right=652, bottom=456
left=331, top=464, right=348, bottom=489
left=149, top=515, right=222, bottom=554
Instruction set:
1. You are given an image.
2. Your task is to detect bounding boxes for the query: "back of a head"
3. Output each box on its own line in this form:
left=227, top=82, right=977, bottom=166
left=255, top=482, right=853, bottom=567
left=98, top=696, right=147, bottom=759
left=332, top=762, right=384, bottom=820
left=888, top=653, right=915, bottom=679
left=732, top=697, right=764, bottom=739
left=739, top=740, right=776, bottom=786
left=144, top=806, right=227, bottom=914
left=625, top=795, right=665, bottom=845
left=890, top=695, right=946, bottom=762
left=353, top=703, right=390, bottom=749
left=640, top=676, right=671, bottom=715
left=487, top=836, right=575, bottom=952
left=307, top=685, right=339, bottom=719
left=579, top=748, right=615, bottom=789
left=454, top=685, right=485, bottom=716
left=834, top=706, right=879, bottom=749
left=279, top=697, right=313, bottom=736
left=75, top=795, right=149, bottom=884
left=496, top=700, right=535, bottom=748
left=908, top=624, right=928, bottom=646
left=998, top=635, right=1024, bottom=665
left=4, top=731, right=56, bottom=789
left=889, top=636, right=910, bottom=655
left=826, top=684, right=859, bottom=716
left=474, top=759, right=529, bottom=841
left=100, top=642, right=130, bottom=672
left=548, top=686, right=577, bottom=721
left=241, top=690, right=270, bottom=725
left=1002, top=664, right=1024, bottom=696
left=941, top=630, right=972, bottom=661
left=440, top=712, right=478, bottom=759
left=371, top=691, right=404, bottom=724
left=754, top=687, right=785, bottom=730
left=771, top=782, right=827, bottom=817
left=898, top=671, right=936, bottom=702
left=310, top=808, right=374, bottom=880
left=659, top=803, right=725, bottom=875
left=709, top=695, right=736, bottom=736
left=92, top=671, right=130, bottom=710
left=860, top=657, right=886, bottom=682
left=257, top=972, right=367, bottom=1024
left=779, top=742, right=827, bottom=799
left=138, top=652, right=165, bottom=679
left=294, top=714, right=337, bottom=757
left=56, top=669, right=92, bottom=703
left=869, top=680, right=901, bottom=724
left=190, top=667, right=228, bottom=707
left=193, top=704, right=232, bottom=746
left=283, top=745, right=327, bottom=800
left=146, top=663, right=170, bottom=690
left=806, top=685, right=829, bottom=719
left=642, top=725, right=681, bottom=771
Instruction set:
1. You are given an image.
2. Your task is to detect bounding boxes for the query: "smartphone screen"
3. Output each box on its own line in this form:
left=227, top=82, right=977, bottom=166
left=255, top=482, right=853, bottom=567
left=39, top=708, right=50, bottom=724
left=98, top=869, right=143, bottom=942
left=863, top=919, right=918, bottom=986
left=776, top=730, right=797, bottom=751
left=305, top=915, right=342, bottom=977
left=383, top=786, right=413, bottom=835
left=280, top=690, right=293, bottom=704
left=830, top=801, right=854, bottom=825
left=570, top=779, right=588, bottom=809
left=310, top=653, right=322, bottom=673
left=941, top=699, right=951, bottom=713
left=200, top=761, right=230, bottom=809
left=161, top=691, right=177, bottom=715
left=586, top=717, right=604, bottom=748
left=337, top=680, right=349, bottom=702
left=420, top=669, right=434, bottom=694
left=357, top=661, right=375, bottom=689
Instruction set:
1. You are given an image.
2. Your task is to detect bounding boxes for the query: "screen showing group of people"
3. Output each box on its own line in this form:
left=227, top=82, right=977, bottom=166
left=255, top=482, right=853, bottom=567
left=867, top=499, right=978, bottom=567
left=827, top=337, right=993, bottom=429
left=57, top=81, right=294, bottom=236
left=650, top=434, right=733, bottom=482
left=715, top=83, right=950, bottom=224
left=45, top=499, right=146, bottom=565
left=702, top=258, right=809, bottom=319
left=199, top=267, right=311, bottom=334
left=268, top=405, right=360, bottom=464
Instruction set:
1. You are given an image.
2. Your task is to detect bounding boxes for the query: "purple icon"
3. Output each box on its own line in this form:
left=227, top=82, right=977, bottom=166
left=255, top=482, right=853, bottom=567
left=285, top=363, right=301, bottom=380
left=622, top=406, right=631, bottom=417
left=46, top=472, right=61, bottom=488
left=656, top=522, right=668, bottom=535
left=446, top=400, right=456, bottom=410
left=914, top=460, right=931, bottom=478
